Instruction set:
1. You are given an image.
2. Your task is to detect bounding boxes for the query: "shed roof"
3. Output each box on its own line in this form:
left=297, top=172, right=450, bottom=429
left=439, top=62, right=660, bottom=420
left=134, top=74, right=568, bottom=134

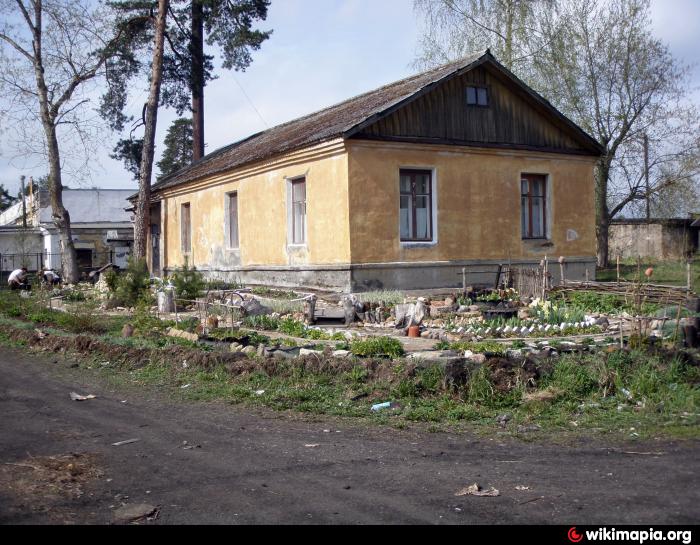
left=144, top=50, right=602, bottom=198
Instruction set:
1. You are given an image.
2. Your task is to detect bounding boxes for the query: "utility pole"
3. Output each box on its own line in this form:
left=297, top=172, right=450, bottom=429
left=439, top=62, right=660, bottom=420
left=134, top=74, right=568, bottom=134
left=20, top=175, right=26, bottom=228
left=644, top=134, right=650, bottom=221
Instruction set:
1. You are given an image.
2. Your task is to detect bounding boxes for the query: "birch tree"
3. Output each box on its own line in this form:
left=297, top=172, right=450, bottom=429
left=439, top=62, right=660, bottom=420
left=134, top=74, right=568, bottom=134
left=413, top=0, right=556, bottom=74
left=0, top=0, right=129, bottom=281
left=534, top=0, right=700, bottom=266
left=415, top=0, right=700, bottom=267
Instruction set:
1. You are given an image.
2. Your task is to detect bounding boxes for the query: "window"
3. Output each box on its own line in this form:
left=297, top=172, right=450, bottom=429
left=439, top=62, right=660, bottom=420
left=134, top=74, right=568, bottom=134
left=227, top=192, right=239, bottom=249
left=400, top=169, right=433, bottom=242
left=521, top=174, right=547, bottom=239
left=466, top=85, right=489, bottom=106
left=181, top=202, right=191, bottom=253
left=291, top=177, right=306, bottom=245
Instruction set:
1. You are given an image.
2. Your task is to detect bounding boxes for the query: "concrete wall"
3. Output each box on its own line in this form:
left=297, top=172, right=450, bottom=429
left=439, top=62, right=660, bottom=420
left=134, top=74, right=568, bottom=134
left=609, top=222, right=696, bottom=260
left=160, top=140, right=350, bottom=275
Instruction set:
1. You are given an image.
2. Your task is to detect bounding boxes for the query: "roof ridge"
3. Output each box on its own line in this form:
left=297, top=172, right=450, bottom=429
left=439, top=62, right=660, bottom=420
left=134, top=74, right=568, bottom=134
left=149, top=51, right=488, bottom=193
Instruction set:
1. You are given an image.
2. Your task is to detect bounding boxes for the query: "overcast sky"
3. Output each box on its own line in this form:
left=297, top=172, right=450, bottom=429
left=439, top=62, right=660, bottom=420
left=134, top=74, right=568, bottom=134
left=1, top=0, right=698, bottom=194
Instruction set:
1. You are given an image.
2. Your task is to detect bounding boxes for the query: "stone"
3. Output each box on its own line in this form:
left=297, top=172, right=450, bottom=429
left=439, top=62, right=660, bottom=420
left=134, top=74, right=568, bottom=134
left=167, top=327, right=199, bottom=343
left=113, top=503, right=158, bottom=523
left=300, top=348, right=323, bottom=356
left=230, top=343, right=242, bottom=353
left=241, top=345, right=256, bottom=355
left=393, top=303, right=415, bottom=327
left=466, top=353, right=487, bottom=364
left=517, top=308, right=531, bottom=320
left=332, top=350, right=351, bottom=358
left=468, top=305, right=480, bottom=312
left=272, top=349, right=296, bottom=360
left=457, top=305, right=470, bottom=313
left=242, top=297, right=271, bottom=317
left=410, top=299, right=428, bottom=326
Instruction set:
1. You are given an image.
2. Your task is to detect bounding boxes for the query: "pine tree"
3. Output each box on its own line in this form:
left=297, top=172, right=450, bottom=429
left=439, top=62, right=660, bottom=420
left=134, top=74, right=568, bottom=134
left=156, top=118, right=194, bottom=179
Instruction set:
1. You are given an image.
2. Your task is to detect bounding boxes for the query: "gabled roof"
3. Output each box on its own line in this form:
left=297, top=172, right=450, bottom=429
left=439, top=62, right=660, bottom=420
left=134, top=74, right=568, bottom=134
left=147, top=50, right=602, bottom=197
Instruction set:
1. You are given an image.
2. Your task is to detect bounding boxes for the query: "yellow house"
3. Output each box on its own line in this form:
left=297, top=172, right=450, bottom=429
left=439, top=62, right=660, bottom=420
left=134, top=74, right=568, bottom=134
left=146, top=51, right=603, bottom=291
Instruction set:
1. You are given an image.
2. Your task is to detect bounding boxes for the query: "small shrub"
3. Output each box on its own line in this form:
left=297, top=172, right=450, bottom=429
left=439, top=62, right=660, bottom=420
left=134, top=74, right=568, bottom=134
left=350, top=336, right=405, bottom=358
left=170, top=259, right=205, bottom=302
left=174, top=316, right=200, bottom=333
left=347, top=365, right=368, bottom=384
left=63, top=290, right=87, bottom=302
left=278, top=317, right=306, bottom=337
left=132, top=301, right=167, bottom=337
left=58, top=299, right=107, bottom=334
left=114, top=257, right=151, bottom=307
left=103, top=268, right=119, bottom=292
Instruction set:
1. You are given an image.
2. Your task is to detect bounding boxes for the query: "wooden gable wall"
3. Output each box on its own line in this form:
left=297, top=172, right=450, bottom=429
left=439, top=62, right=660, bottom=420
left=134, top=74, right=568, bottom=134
left=355, top=65, right=595, bottom=155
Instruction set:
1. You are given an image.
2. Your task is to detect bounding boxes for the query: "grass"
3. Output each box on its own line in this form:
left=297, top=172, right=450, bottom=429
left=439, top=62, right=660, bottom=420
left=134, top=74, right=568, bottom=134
left=242, top=315, right=345, bottom=341
left=350, top=336, right=405, bottom=358
left=82, top=345, right=698, bottom=439
left=597, top=257, right=699, bottom=289
left=0, top=290, right=697, bottom=439
left=354, top=290, right=405, bottom=306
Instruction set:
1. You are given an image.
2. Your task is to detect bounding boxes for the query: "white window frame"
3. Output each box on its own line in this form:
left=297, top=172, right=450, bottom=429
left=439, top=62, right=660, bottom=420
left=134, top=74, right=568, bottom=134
left=399, top=166, right=438, bottom=248
left=225, top=191, right=239, bottom=250
left=286, top=175, right=308, bottom=248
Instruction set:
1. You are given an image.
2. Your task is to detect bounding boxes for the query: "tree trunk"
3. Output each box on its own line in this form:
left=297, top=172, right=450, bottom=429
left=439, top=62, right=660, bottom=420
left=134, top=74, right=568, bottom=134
left=31, top=0, right=79, bottom=282
left=134, top=0, right=169, bottom=260
left=46, top=125, right=79, bottom=282
left=191, top=0, right=205, bottom=161
left=504, top=0, right=514, bottom=69
left=595, top=160, right=611, bottom=268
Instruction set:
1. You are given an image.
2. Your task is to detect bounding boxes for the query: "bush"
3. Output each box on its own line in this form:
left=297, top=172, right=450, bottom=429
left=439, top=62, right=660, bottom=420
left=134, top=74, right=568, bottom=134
left=58, top=299, right=107, bottom=334
left=170, top=259, right=205, bottom=302
left=132, top=301, right=168, bottom=338
left=103, top=268, right=119, bottom=292
left=350, top=336, right=405, bottom=358
left=278, top=317, right=306, bottom=337
left=114, top=257, right=151, bottom=307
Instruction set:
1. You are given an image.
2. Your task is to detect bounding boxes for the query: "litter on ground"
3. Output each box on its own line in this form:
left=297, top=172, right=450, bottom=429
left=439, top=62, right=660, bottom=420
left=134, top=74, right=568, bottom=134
left=454, top=483, right=500, bottom=497
left=69, top=392, right=96, bottom=401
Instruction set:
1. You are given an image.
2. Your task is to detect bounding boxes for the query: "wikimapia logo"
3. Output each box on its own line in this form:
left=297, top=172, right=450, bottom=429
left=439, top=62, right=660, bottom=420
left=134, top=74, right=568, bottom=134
left=567, top=527, right=693, bottom=544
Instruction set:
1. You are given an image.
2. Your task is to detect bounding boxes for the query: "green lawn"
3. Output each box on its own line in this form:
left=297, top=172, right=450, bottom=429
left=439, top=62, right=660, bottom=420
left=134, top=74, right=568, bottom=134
left=597, top=257, right=700, bottom=290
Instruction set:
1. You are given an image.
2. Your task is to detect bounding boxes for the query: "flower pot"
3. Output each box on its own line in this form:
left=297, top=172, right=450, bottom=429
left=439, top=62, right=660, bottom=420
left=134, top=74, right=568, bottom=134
left=407, top=325, right=420, bottom=338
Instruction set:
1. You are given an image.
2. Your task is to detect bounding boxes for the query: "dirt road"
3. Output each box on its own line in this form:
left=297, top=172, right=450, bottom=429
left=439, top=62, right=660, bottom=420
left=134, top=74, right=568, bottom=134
left=0, top=348, right=697, bottom=524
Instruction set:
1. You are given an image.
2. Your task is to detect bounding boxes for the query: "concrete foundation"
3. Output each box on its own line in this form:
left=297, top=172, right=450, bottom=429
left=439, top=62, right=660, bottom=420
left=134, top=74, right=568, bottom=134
left=169, top=256, right=597, bottom=293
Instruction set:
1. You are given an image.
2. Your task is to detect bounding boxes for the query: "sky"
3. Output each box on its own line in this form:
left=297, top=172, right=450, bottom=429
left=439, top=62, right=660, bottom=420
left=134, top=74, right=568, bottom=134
left=0, top=0, right=699, bottom=194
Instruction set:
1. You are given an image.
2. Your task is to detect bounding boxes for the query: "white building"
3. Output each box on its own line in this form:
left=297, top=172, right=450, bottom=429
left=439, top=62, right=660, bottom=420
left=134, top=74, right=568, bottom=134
left=0, top=188, right=134, bottom=274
